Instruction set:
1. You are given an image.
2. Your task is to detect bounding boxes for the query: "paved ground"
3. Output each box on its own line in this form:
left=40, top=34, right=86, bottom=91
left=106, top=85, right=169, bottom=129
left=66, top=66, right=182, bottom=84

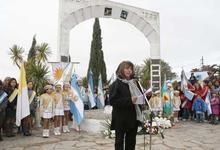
left=1, top=110, right=220, bottom=150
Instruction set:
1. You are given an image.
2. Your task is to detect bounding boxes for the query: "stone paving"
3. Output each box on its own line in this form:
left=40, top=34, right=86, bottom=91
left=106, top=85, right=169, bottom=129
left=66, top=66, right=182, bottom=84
left=1, top=110, right=220, bottom=150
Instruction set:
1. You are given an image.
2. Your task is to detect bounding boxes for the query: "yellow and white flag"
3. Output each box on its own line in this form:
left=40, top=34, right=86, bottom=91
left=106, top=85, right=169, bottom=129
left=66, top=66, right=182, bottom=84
left=16, top=63, right=30, bottom=126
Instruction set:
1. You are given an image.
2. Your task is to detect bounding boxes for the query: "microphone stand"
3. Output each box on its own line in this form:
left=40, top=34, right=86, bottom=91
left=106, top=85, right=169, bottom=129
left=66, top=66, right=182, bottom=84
left=136, top=80, right=164, bottom=150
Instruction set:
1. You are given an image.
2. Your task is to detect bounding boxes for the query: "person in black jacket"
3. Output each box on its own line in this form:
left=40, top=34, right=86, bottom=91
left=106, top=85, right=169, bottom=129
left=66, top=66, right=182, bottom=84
left=0, top=80, right=8, bottom=141
left=110, top=61, right=143, bottom=150
left=5, top=78, right=18, bottom=137
left=189, top=72, right=197, bottom=85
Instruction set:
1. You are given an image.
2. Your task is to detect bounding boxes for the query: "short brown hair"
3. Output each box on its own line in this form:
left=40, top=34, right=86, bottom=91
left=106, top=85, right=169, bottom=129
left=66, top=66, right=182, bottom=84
left=116, top=61, right=135, bottom=79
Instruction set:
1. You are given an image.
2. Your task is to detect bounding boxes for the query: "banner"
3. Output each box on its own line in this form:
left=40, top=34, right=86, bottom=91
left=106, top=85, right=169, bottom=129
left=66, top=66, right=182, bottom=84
left=69, top=73, right=84, bottom=125
left=16, top=63, right=30, bottom=126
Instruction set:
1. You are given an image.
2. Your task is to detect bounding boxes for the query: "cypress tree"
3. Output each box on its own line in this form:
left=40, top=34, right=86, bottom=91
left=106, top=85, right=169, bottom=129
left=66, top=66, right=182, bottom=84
left=99, top=50, right=107, bottom=84
left=28, top=35, right=37, bottom=61
left=87, top=18, right=107, bottom=87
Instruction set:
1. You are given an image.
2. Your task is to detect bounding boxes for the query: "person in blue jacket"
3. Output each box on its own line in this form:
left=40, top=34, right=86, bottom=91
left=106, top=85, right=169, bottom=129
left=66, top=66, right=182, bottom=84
left=192, top=95, right=207, bottom=123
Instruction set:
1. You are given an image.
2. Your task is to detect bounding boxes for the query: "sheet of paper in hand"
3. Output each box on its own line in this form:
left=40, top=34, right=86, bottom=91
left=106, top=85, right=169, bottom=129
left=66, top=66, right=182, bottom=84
left=135, top=95, right=145, bottom=104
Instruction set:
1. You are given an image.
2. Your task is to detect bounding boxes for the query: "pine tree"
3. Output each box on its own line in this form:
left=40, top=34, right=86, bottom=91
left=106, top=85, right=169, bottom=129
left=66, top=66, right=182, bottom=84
left=88, top=18, right=107, bottom=87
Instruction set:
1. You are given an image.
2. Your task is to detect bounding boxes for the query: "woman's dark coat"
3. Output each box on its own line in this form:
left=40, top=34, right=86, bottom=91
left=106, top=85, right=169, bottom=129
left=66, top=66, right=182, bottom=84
left=109, top=79, right=137, bottom=130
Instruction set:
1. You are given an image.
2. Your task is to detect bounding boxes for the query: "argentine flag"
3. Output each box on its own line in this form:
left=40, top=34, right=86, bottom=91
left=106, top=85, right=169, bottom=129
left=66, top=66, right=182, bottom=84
left=181, top=69, right=188, bottom=92
left=205, top=89, right=212, bottom=115
left=97, top=74, right=105, bottom=108
left=70, top=73, right=84, bottom=125
left=88, top=70, right=96, bottom=108
left=181, top=69, right=195, bottom=101
left=51, top=62, right=68, bottom=83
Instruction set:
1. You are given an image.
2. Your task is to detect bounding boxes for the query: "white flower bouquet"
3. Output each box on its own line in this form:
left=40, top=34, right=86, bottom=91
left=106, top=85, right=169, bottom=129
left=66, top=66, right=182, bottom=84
left=142, top=111, right=171, bottom=136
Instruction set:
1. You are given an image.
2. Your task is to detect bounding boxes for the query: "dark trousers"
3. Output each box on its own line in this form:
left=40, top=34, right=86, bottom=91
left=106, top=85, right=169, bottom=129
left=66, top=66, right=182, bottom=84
left=210, top=114, right=218, bottom=124
left=196, top=112, right=204, bottom=122
left=115, top=127, right=138, bottom=150
left=22, top=115, right=32, bottom=135
left=182, top=108, right=190, bottom=119
left=0, top=112, right=5, bottom=140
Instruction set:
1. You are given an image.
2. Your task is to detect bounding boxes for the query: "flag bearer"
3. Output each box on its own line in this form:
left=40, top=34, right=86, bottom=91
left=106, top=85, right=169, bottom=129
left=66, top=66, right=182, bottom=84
left=21, top=81, right=37, bottom=136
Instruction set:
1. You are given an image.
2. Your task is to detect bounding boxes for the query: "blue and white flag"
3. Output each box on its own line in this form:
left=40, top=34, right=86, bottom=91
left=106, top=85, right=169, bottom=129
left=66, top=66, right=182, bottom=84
left=181, top=69, right=195, bottom=101
left=87, top=70, right=96, bottom=108
left=0, top=92, right=7, bottom=104
left=205, top=89, right=212, bottom=115
left=181, top=69, right=188, bottom=91
left=184, top=90, right=194, bottom=101
left=108, top=73, right=115, bottom=85
left=51, top=62, right=72, bottom=86
left=69, top=73, right=84, bottom=125
left=97, top=74, right=105, bottom=108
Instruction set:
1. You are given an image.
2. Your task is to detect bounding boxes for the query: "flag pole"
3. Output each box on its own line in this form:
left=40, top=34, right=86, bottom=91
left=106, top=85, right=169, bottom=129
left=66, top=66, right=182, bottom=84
left=79, top=125, right=81, bottom=134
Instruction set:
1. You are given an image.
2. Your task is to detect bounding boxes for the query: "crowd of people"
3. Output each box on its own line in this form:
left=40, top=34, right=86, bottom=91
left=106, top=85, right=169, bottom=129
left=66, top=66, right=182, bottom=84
left=180, top=72, right=220, bottom=124
left=0, top=76, right=110, bottom=141
left=0, top=67, right=220, bottom=150
left=147, top=72, right=220, bottom=126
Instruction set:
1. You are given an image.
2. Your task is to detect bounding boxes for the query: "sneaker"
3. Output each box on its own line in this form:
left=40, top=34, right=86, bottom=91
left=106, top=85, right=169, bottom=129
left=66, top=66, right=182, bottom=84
left=63, top=126, right=68, bottom=133
left=46, top=129, right=50, bottom=137
left=63, top=126, right=70, bottom=133
left=66, top=126, right=70, bottom=133
left=42, top=129, right=47, bottom=138
left=213, top=121, right=218, bottom=125
left=57, top=128, right=61, bottom=135
left=54, top=128, right=59, bottom=135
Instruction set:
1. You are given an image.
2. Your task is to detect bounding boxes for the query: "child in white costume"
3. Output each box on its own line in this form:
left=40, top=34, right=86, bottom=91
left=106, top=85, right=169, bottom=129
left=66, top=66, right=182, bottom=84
left=40, top=85, right=54, bottom=138
left=149, top=90, right=162, bottom=116
left=172, top=90, right=181, bottom=123
left=53, top=84, right=64, bottom=135
left=62, top=83, right=72, bottom=133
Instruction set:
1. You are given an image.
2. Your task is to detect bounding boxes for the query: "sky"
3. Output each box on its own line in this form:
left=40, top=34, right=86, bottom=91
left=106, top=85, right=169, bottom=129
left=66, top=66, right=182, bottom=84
left=0, top=0, right=220, bottom=81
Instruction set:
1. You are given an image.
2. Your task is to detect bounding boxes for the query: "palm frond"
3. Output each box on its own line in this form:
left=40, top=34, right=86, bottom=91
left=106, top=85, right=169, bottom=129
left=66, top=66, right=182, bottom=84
left=36, top=43, right=51, bottom=62
left=9, top=45, right=24, bottom=68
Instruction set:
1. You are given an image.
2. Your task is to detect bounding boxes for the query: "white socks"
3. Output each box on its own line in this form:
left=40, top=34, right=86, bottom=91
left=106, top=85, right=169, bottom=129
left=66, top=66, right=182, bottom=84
left=54, top=127, right=61, bottom=135
left=44, top=126, right=70, bottom=137
left=63, top=126, right=70, bottom=133
left=43, top=129, right=49, bottom=138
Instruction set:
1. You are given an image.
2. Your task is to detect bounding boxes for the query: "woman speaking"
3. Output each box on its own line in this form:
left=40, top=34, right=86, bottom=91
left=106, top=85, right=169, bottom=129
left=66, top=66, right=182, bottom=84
left=109, top=61, right=144, bottom=150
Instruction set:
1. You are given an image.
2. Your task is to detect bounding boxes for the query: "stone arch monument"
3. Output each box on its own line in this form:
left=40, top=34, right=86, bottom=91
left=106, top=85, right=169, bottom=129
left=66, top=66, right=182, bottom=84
left=58, top=0, right=161, bottom=91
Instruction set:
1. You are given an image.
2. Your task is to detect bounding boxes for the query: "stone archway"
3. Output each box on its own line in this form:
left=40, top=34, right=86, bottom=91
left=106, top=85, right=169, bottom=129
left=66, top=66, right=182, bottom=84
left=57, top=0, right=161, bottom=91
